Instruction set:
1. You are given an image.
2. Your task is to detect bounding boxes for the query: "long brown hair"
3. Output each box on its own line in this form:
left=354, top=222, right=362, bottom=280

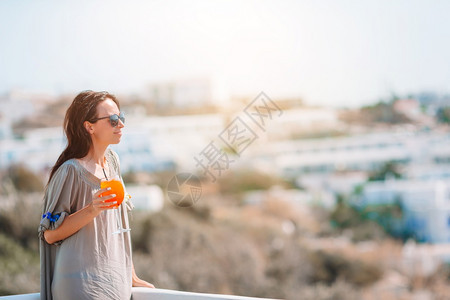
left=48, top=90, right=120, bottom=183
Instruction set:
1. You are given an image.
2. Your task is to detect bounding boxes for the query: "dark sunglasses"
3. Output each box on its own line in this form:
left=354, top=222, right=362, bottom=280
left=90, top=112, right=125, bottom=127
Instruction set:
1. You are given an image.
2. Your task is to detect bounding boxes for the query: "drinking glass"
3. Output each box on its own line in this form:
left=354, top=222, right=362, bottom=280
left=100, top=176, right=131, bottom=234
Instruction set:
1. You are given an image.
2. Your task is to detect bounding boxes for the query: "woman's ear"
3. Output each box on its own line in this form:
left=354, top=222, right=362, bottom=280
left=83, top=121, right=94, bottom=134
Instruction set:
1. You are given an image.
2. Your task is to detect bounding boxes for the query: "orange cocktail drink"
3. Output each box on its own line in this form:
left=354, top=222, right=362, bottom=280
left=100, top=179, right=124, bottom=208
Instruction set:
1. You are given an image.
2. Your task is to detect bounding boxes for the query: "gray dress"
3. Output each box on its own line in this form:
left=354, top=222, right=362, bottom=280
left=38, top=149, right=133, bottom=300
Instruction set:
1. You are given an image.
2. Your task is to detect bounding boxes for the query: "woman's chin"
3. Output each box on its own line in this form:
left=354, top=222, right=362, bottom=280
left=111, top=137, right=122, bottom=144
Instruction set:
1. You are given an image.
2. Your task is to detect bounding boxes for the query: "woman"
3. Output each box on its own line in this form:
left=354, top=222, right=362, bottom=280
left=38, top=91, right=154, bottom=300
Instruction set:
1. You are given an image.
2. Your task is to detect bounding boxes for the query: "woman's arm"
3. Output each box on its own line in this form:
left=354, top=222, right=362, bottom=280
left=132, top=263, right=155, bottom=288
left=43, top=187, right=116, bottom=244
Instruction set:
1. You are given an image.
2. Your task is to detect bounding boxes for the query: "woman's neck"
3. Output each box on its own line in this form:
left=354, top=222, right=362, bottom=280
left=83, top=146, right=108, bottom=168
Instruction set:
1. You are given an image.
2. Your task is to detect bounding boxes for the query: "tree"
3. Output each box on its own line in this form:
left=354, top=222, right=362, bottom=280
left=368, top=161, right=403, bottom=181
left=436, top=107, right=450, bottom=124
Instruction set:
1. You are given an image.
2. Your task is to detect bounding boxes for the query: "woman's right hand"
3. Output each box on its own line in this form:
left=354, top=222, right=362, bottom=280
left=44, top=187, right=119, bottom=244
left=90, top=187, right=117, bottom=215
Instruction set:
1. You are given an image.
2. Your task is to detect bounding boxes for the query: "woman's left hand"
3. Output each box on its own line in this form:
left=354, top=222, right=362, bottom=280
left=132, top=277, right=155, bottom=288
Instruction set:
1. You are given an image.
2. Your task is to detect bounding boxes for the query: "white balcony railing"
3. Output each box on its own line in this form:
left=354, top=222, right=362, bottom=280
left=0, top=287, right=280, bottom=300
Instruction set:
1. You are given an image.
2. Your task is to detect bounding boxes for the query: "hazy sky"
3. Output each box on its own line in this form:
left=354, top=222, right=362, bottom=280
left=0, top=0, right=449, bottom=107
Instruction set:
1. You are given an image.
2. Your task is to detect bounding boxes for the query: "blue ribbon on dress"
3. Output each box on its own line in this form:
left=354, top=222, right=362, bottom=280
left=42, top=212, right=60, bottom=223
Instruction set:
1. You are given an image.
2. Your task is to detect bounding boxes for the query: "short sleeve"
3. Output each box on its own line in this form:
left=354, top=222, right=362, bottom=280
left=38, top=163, right=77, bottom=245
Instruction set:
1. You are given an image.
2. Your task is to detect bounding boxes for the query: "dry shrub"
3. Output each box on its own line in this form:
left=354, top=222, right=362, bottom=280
left=0, top=196, right=41, bottom=251
left=265, top=238, right=311, bottom=298
left=262, top=197, right=320, bottom=234
left=415, top=263, right=450, bottom=299
left=307, top=250, right=382, bottom=287
left=217, top=170, right=292, bottom=196
left=0, top=234, right=40, bottom=295
left=6, top=165, right=44, bottom=193
left=130, top=201, right=377, bottom=299
left=293, top=281, right=360, bottom=300
left=130, top=208, right=274, bottom=297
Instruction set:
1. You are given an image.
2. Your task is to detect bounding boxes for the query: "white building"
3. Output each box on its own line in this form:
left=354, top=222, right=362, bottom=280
left=0, top=127, right=65, bottom=172
left=0, top=90, right=36, bottom=124
left=360, top=179, right=450, bottom=244
left=110, top=113, right=226, bottom=172
left=265, top=107, right=340, bottom=141
left=0, top=114, right=12, bottom=140
left=148, top=77, right=229, bottom=109
left=0, top=112, right=228, bottom=174
left=248, top=130, right=450, bottom=178
left=126, top=184, right=164, bottom=212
